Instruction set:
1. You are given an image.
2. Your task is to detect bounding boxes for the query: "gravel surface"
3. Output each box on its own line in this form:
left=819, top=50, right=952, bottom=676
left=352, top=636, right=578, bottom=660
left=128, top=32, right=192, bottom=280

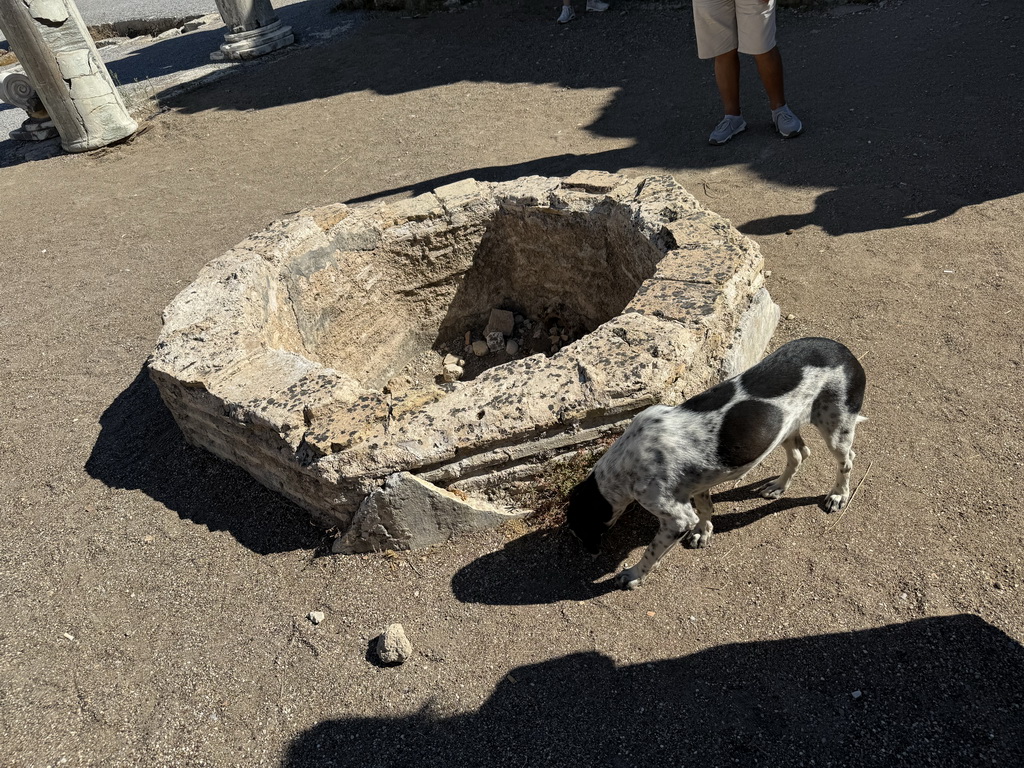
left=1, top=1, right=1023, bottom=766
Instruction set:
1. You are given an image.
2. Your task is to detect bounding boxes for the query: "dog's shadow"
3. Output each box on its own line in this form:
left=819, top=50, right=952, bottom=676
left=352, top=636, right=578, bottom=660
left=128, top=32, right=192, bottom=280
left=710, top=478, right=826, bottom=535
left=450, top=523, right=637, bottom=605
left=451, top=478, right=825, bottom=606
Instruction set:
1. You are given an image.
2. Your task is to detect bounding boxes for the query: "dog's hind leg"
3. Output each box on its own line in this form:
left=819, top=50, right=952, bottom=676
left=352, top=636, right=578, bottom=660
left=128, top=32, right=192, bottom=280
left=815, top=413, right=862, bottom=513
left=684, top=490, right=714, bottom=549
left=760, top=431, right=811, bottom=500
left=616, top=499, right=698, bottom=590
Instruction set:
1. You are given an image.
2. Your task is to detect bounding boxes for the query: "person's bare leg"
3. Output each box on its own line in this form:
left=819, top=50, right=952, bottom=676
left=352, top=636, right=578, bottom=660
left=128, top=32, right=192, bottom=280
left=752, top=46, right=786, bottom=110
left=714, top=49, right=742, bottom=115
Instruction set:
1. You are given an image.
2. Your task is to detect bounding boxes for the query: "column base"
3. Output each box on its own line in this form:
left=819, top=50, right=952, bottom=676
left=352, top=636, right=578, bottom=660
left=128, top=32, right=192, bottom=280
left=211, top=20, right=295, bottom=61
left=9, top=116, right=60, bottom=142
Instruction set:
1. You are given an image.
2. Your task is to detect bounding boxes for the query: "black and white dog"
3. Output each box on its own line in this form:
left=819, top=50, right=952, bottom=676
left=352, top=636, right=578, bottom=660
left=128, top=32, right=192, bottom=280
left=566, top=337, right=866, bottom=590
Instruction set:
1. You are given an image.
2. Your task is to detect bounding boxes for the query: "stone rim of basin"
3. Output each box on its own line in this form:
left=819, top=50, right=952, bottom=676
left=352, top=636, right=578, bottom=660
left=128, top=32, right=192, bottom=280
left=148, top=171, right=778, bottom=551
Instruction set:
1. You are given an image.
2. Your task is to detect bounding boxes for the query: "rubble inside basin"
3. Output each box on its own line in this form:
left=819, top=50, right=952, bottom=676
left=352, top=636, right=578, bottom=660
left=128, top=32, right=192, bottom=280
left=149, top=171, right=780, bottom=552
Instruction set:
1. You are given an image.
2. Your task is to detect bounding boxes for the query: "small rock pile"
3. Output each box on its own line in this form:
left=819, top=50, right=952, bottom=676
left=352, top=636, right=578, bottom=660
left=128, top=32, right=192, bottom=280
left=440, top=307, right=583, bottom=383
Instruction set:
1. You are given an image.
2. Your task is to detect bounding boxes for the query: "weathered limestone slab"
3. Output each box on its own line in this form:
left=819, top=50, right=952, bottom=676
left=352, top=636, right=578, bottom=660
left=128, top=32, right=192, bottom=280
left=149, top=173, right=780, bottom=550
left=722, top=288, right=782, bottom=378
left=335, top=472, right=527, bottom=553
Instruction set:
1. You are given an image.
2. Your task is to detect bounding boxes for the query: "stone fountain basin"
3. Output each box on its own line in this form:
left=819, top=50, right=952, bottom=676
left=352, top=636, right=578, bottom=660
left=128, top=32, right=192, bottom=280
left=149, top=172, right=779, bottom=552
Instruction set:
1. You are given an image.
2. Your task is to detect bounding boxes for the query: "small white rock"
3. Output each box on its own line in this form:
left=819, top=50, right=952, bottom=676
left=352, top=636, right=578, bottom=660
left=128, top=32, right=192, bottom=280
left=308, top=611, right=325, bottom=625
left=485, top=331, right=505, bottom=353
left=442, top=363, right=464, bottom=382
left=376, top=623, right=413, bottom=665
left=786, top=313, right=796, bottom=321
left=472, top=340, right=489, bottom=357
left=852, top=689, right=862, bottom=699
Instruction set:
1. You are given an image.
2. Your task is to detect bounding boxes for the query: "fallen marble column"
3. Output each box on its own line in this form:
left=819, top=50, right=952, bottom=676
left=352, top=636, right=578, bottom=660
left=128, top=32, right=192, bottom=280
left=0, top=0, right=137, bottom=152
left=212, top=0, right=294, bottom=61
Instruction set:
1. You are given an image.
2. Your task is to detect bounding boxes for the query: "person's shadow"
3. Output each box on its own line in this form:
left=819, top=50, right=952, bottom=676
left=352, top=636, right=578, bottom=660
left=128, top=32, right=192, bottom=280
left=154, top=0, right=1024, bottom=237
left=282, top=613, right=1024, bottom=767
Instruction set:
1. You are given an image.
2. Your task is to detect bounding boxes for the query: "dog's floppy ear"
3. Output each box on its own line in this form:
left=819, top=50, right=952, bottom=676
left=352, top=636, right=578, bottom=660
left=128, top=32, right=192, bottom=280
left=566, top=474, right=614, bottom=555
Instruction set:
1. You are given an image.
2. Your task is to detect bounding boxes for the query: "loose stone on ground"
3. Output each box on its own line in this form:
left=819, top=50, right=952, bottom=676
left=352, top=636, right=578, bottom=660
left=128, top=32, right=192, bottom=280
left=375, top=623, right=413, bottom=665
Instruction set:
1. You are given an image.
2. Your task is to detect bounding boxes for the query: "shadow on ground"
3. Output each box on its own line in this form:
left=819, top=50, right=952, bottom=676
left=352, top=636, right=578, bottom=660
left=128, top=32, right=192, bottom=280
left=282, top=614, right=1024, bottom=767
left=451, top=480, right=824, bottom=606
left=85, top=367, right=323, bottom=554
left=159, top=0, right=1023, bottom=236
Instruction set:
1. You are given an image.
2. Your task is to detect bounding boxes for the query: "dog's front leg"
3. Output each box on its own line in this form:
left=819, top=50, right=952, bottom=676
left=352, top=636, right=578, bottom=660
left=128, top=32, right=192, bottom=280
left=685, top=490, right=714, bottom=549
left=616, top=500, right=698, bottom=590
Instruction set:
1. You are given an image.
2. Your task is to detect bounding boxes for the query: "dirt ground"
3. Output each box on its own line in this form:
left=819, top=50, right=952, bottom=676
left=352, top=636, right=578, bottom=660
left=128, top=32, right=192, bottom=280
left=2, top=0, right=1023, bottom=765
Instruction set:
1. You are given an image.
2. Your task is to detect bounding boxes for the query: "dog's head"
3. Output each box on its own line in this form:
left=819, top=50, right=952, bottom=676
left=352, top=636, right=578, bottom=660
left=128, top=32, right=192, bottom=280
left=565, top=473, right=615, bottom=556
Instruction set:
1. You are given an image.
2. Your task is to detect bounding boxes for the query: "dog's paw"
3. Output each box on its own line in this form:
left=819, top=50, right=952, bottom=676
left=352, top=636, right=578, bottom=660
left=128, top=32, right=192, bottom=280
left=760, top=478, right=788, bottom=500
left=684, top=528, right=713, bottom=549
left=615, top=568, right=643, bottom=590
left=823, top=493, right=848, bottom=514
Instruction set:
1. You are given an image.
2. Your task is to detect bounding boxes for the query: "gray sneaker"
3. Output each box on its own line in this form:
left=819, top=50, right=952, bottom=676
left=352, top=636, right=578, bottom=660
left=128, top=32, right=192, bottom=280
left=586, top=0, right=610, bottom=10
left=557, top=5, right=576, bottom=22
left=772, top=104, right=803, bottom=138
left=708, top=115, right=746, bottom=145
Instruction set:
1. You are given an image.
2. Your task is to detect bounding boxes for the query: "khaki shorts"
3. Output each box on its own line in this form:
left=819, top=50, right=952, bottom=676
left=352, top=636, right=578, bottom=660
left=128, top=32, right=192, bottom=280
left=693, top=0, right=777, bottom=59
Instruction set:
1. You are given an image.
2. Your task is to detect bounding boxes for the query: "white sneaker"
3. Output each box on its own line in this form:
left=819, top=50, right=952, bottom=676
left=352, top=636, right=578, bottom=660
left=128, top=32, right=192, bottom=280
left=772, top=104, right=803, bottom=138
left=586, top=0, right=609, bottom=10
left=708, top=115, right=746, bottom=145
left=557, top=5, right=576, bottom=22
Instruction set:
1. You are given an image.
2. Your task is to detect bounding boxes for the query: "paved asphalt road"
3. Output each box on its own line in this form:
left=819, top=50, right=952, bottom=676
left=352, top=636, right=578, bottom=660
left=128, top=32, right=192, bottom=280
left=1, top=0, right=218, bottom=43
left=73, top=0, right=220, bottom=23
left=1, top=0, right=333, bottom=42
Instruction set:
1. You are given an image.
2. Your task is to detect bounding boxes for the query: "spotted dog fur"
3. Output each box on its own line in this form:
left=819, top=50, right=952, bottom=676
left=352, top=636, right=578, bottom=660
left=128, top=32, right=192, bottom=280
left=566, top=337, right=866, bottom=590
